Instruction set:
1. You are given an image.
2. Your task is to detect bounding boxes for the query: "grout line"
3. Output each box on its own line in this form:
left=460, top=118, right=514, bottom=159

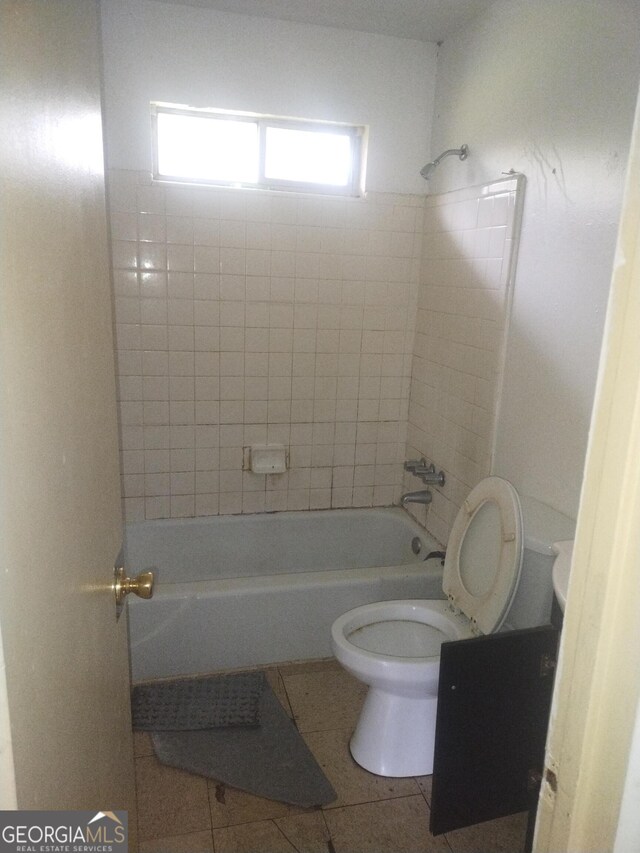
left=277, top=666, right=299, bottom=728
left=321, top=789, right=429, bottom=812
left=203, top=764, right=216, bottom=853
left=274, top=818, right=303, bottom=853
left=442, top=829, right=455, bottom=853
left=319, top=810, right=335, bottom=851
left=415, top=776, right=432, bottom=807
left=139, top=827, right=217, bottom=849
left=417, top=787, right=431, bottom=811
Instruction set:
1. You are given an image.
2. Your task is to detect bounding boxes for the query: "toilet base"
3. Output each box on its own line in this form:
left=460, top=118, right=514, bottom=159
left=349, top=686, right=438, bottom=777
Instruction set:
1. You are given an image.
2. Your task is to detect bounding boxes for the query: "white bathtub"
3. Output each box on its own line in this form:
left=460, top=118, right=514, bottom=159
left=125, top=508, right=445, bottom=682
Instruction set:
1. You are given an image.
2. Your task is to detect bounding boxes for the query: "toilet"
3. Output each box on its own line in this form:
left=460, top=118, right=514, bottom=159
left=331, top=476, right=574, bottom=778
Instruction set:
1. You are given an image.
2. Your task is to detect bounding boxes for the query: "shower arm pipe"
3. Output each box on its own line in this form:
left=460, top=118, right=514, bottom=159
left=432, top=145, right=469, bottom=168
left=420, top=144, right=469, bottom=179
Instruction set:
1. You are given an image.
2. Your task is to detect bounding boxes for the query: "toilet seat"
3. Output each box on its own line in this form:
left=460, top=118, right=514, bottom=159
left=332, top=599, right=474, bottom=693
left=444, top=476, right=523, bottom=635
left=336, top=599, right=469, bottom=659
left=348, top=619, right=448, bottom=658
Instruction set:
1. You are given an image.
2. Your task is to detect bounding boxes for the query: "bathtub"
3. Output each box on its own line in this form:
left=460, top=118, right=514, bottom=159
left=124, top=507, right=445, bottom=682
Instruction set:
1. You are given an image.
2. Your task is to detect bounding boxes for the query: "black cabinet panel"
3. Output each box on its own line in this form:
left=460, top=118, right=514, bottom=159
left=430, top=625, right=559, bottom=837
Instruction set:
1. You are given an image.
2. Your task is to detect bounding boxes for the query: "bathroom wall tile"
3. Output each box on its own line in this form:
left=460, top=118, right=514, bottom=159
left=166, top=215, right=194, bottom=246
left=141, top=299, right=168, bottom=326
left=194, top=273, right=219, bottom=301
left=285, top=489, right=309, bottom=510
left=123, top=497, right=145, bottom=522
left=240, top=271, right=264, bottom=299
left=140, top=271, right=168, bottom=299
left=121, top=426, right=144, bottom=452
left=242, top=491, right=265, bottom=513
left=373, top=484, right=398, bottom=505
left=167, top=272, right=194, bottom=300
left=195, top=494, right=219, bottom=516
left=352, top=485, right=374, bottom=506
left=164, top=186, right=193, bottom=217
left=410, top=179, right=522, bottom=541
left=171, top=494, right=195, bottom=517
left=137, top=185, right=165, bottom=216
left=218, top=492, right=242, bottom=514
left=121, top=449, right=144, bottom=475
left=110, top=171, right=422, bottom=521
left=113, top=270, right=140, bottom=299
left=139, top=242, right=167, bottom=272
left=138, top=213, right=166, bottom=244
left=112, top=240, right=138, bottom=270
left=170, top=377, right=195, bottom=403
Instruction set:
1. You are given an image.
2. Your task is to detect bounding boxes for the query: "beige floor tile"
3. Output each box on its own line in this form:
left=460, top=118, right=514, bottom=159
left=139, top=829, right=214, bottom=853
left=135, top=755, right=211, bottom=841
left=324, top=795, right=450, bottom=852
left=278, top=658, right=341, bottom=677
left=444, top=811, right=528, bottom=853
left=282, top=668, right=367, bottom=733
left=213, top=819, right=297, bottom=853
left=416, top=774, right=433, bottom=803
left=303, top=728, right=420, bottom=808
left=265, top=666, right=293, bottom=718
left=274, top=811, right=331, bottom=853
left=208, top=781, right=311, bottom=828
left=134, top=730, right=155, bottom=757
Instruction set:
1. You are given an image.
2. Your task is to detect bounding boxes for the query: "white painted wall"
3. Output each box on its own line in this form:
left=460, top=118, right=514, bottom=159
left=428, top=0, right=640, bottom=518
left=100, top=0, right=438, bottom=194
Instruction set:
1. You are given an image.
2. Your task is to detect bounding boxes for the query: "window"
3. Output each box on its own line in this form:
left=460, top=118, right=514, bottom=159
left=152, top=104, right=365, bottom=196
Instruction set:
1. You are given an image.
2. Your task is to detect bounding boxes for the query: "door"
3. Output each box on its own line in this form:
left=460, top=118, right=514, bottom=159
left=0, top=0, right=136, bottom=835
left=430, top=626, right=559, bottom=846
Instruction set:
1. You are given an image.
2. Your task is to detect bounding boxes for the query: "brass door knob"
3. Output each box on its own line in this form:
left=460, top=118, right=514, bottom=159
left=114, top=566, right=154, bottom=606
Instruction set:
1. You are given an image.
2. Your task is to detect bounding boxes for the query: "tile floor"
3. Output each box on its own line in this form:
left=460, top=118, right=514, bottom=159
left=134, top=659, right=527, bottom=853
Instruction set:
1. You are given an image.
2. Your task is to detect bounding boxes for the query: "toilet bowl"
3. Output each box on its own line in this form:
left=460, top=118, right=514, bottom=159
left=331, top=476, right=525, bottom=778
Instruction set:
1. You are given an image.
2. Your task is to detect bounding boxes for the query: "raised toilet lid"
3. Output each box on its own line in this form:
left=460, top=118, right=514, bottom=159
left=443, top=477, right=523, bottom=635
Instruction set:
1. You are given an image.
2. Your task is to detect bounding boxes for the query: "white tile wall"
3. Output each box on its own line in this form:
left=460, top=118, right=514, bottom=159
left=404, top=178, right=523, bottom=543
left=109, top=170, right=422, bottom=520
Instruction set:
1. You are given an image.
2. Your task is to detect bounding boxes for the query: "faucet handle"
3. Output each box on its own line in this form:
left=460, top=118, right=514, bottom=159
left=406, top=459, right=446, bottom=487
left=417, top=465, right=445, bottom=487
left=414, top=462, right=436, bottom=476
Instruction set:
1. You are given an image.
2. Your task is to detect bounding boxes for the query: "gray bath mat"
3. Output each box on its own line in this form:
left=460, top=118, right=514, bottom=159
left=151, top=682, right=337, bottom=808
left=131, top=672, right=265, bottom=731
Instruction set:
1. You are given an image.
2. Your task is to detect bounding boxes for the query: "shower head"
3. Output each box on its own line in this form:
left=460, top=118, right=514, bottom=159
left=420, top=144, right=469, bottom=180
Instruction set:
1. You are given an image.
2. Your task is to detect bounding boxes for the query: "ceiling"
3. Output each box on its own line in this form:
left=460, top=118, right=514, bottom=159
left=159, top=0, right=495, bottom=43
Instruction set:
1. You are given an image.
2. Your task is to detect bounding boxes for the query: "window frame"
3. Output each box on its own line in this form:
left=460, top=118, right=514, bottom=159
left=151, top=103, right=366, bottom=197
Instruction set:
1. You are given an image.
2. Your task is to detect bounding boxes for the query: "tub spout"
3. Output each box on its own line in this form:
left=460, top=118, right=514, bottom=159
left=400, top=489, right=432, bottom=507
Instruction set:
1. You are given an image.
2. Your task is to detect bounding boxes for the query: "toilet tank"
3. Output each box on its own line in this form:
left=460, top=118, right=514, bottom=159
left=505, top=496, right=576, bottom=630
